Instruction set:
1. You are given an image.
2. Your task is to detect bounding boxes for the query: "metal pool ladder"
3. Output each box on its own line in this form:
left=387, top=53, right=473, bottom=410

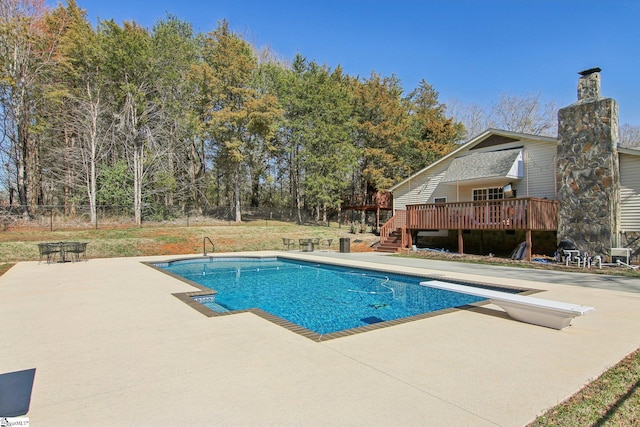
left=203, top=237, right=215, bottom=256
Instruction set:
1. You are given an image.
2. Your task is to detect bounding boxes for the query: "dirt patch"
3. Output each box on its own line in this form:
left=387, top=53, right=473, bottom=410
left=349, top=239, right=376, bottom=252
left=137, top=235, right=201, bottom=256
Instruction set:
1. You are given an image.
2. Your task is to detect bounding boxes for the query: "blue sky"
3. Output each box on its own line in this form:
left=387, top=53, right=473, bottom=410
left=51, top=0, right=640, bottom=126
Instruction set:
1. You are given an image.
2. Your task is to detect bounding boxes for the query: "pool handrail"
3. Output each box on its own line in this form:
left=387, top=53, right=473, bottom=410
left=203, top=237, right=215, bottom=256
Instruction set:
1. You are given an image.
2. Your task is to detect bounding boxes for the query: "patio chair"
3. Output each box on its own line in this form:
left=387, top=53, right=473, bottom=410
left=38, top=243, right=59, bottom=264
left=76, top=242, right=88, bottom=261
left=63, top=242, right=88, bottom=262
left=282, top=238, right=295, bottom=251
left=323, top=239, right=333, bottom=250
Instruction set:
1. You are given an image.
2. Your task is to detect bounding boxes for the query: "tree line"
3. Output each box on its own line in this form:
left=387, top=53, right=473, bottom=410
left=0, top=0, right=465, bottom=225
left=9, top=1, right=635, bottom=226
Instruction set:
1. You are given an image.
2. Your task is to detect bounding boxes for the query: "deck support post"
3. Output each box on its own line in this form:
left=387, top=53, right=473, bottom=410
left=526, top=229, right=532, bottom=261
left=405, top=226, right=412, bottom=249
left=458, top=229, right=464, bottom=254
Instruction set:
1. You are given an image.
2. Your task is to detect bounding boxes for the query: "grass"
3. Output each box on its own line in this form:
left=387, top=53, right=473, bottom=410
left=1, top=221, right=639, bottom=425
left=529, top=348, right=640, bottom=426
left=0, top=221, right=377, bottom=262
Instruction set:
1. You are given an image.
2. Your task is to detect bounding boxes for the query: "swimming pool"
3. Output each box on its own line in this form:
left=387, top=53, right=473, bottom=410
left=154, top=256, right=510, bottom=338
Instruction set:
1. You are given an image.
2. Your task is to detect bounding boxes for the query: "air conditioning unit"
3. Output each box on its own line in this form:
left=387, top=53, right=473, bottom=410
left=611, top=248, right=631, bottom=264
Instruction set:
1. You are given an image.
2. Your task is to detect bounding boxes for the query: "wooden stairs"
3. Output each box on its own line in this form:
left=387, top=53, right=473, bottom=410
left=375, top=228, right=404, bottom=253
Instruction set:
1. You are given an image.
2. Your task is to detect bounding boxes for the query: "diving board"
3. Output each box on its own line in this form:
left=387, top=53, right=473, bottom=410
left=419, top=280, right=594, bottom=330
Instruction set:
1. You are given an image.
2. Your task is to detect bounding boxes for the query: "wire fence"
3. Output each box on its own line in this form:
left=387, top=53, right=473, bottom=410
left=0, top=204, right=362, bottom=231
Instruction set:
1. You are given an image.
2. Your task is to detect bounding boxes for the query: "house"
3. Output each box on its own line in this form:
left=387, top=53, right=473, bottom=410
left=382, top=69, right=640, bottom=261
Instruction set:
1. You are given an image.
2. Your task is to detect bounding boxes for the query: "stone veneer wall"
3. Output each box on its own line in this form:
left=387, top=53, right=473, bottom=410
left=556, top=71, right=620, bottom=257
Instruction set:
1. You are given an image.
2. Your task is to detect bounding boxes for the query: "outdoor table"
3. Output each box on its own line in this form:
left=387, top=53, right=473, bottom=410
left=39, top=241, right=87, bottom=263
left=52, top=242, right=68, bottom=262
left=299, top=238, right=314, bottom=252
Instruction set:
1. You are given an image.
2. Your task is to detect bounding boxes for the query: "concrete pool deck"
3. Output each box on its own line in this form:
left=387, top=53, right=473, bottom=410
left=2, top=251, right=640, bottom=426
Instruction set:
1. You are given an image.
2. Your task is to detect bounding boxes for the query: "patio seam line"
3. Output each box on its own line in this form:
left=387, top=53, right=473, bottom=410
left=319, top=342, right=502, bottom=427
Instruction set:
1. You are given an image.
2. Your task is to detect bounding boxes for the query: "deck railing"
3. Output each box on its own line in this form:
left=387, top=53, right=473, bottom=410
left=380, top=209, right=407, bottom=241
left=342, top=192, right=393, bottom=210
left=405, top=198, right=558, bottom=231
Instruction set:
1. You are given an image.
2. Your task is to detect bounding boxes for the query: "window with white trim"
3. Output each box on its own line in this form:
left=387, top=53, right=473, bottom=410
left=473, top=187, right=503, bottom=201
left=472, top=187, right=504, bottom=224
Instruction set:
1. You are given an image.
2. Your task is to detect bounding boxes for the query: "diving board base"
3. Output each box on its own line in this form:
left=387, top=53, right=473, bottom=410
left=420, top=280, right=595, bottom=330
left=490, top=300, right=576, bottom=329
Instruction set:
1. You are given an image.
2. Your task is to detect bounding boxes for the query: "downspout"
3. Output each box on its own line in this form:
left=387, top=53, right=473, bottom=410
left=525, top=149, right=530, bottom=197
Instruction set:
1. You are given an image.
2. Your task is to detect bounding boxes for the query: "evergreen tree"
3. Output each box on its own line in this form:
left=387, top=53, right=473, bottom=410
left=149, top=15, right=200, bottom=213
left=198, top=20, right=281, bottom=222
left=351, top=72, right=408, bottom=218
left=300, top=62, right=356, bottom=223
left=402, top=80, right=463, bottom=174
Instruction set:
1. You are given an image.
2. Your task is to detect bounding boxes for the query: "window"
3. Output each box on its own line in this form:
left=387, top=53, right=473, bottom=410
left=473, top=187, right=503, bottom=200
left=434, top=197, right=447, bottom=203
left=473, top=187, right=504, bottom=224
left=488, top=187, right=503, bottom=200
left=473, top=188, right=487, bottom=201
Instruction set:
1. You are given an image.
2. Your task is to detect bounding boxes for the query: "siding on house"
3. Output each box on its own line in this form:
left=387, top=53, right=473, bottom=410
left=519, top=139, right=557, bottom=200
left=391, top=131, right=558, bottom=211
left=620, top=151, right=640, bottom=231
left=393, top=162, right=452, bottom=210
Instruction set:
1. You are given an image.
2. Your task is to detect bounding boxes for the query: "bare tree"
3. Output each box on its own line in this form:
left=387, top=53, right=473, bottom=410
left=488, top=92, right=557, bottom=136
left=69, top=85, right=112, bottom=223
left=620, top=123, right=640, bottom=148
left=448, top=92, right=558, bottom=142
left=445, top=100, right=487, bottom=141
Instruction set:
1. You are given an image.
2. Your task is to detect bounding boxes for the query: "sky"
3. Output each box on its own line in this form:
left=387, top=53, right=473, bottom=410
left=48, top=0, right=640, bottom=126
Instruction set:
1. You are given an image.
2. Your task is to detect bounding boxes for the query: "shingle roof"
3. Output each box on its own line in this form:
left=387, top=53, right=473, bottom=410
left=441, top=149, right=522, bottom=183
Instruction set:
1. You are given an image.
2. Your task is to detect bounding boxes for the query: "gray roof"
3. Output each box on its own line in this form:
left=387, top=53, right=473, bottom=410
left=441, top=149, right=522, bottom=183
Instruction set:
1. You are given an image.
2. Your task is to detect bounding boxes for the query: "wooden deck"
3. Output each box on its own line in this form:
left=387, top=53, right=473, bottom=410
left=378, top=198, right=558, bottom=260
left=341, top=192, right=393, bottom=211
left=406, top=198, right=558, bottom=231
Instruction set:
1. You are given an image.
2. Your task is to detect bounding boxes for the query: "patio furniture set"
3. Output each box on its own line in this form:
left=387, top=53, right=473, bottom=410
left=282, top=238, right=333, bottom=252
left=38, top=242, right=88, bottom=264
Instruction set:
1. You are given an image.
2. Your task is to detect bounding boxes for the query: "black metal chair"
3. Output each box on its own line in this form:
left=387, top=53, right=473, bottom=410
left=310, top=238, right=320, bottom=250
left=38, top=243, right=59, bottom=264
left=63, top=242, right=88, bottom=262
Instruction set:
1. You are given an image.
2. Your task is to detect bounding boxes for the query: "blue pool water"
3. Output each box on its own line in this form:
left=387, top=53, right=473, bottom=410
left=156, top=257, right=488, bottom=335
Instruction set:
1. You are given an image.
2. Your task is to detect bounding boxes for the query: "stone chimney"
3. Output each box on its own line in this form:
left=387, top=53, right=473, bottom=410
left=577, top=67, right=601, bottom=100
left=556, top=68, right=620, bottom=256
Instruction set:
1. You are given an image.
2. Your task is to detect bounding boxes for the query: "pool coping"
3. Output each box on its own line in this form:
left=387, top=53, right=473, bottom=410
left=144, top=254, right=544, bottom=342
